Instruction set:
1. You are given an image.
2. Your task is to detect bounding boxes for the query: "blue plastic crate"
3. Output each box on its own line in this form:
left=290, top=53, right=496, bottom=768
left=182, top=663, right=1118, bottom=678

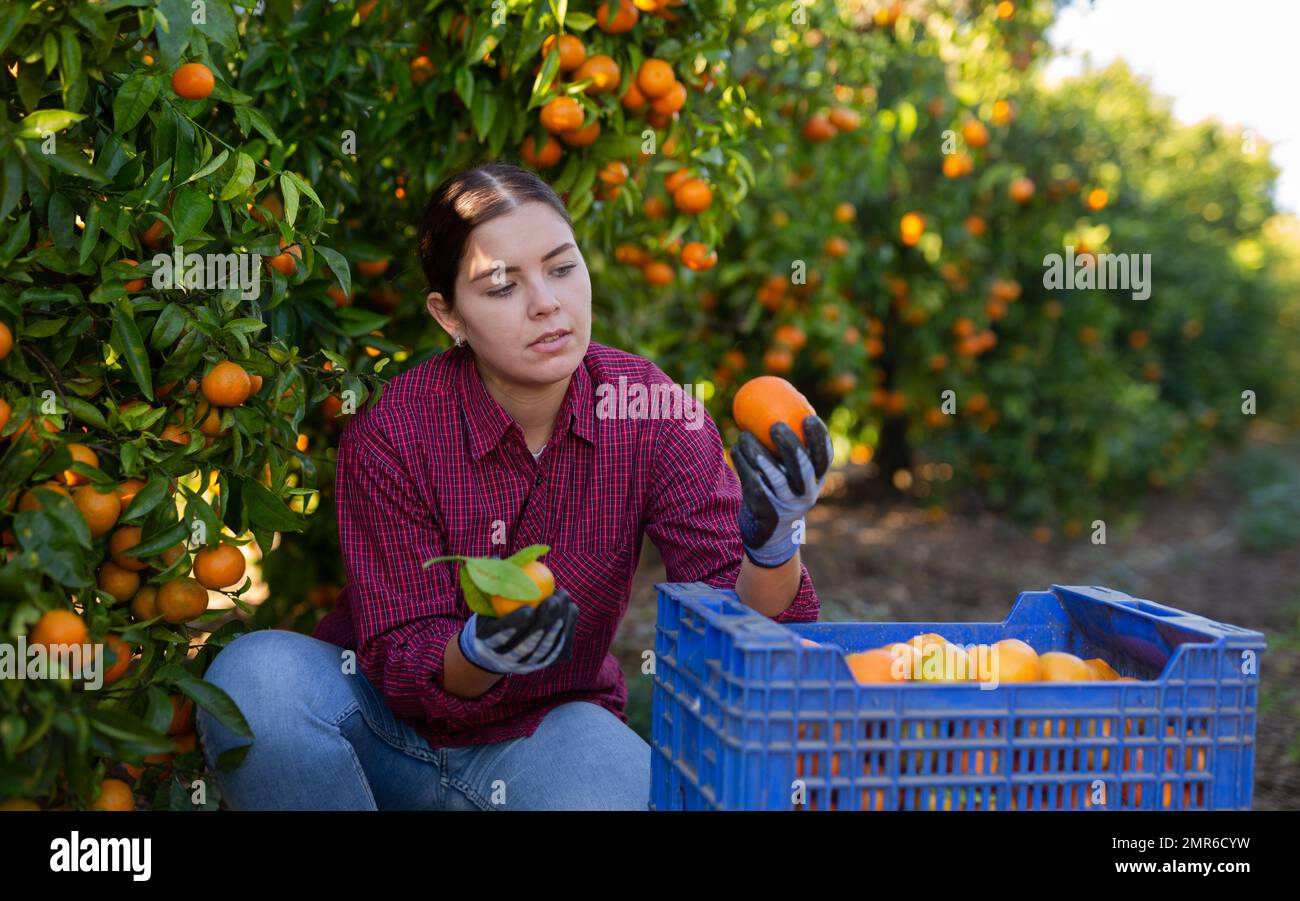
left=650, top=582, right=1265, bottom=811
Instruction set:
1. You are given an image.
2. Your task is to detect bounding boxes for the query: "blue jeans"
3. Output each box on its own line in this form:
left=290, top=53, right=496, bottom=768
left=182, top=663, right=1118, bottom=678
left=195, top=630, right=651, bottom=810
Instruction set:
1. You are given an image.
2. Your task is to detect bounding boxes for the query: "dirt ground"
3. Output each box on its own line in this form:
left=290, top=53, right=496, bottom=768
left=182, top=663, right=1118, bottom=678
left=615, top=429, right=1300, bottom=811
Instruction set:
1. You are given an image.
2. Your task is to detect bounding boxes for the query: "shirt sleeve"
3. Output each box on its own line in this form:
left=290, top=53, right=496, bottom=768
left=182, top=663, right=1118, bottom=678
left=336, top=421, right=511, bottom=729
left=639, top=378, right=819, bottom=624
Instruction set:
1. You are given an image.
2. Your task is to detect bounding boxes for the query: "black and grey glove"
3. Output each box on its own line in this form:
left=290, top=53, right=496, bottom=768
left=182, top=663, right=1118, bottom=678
left=458, top=589, right=579, bottom=675
left=732, top=416, right=833, bottom=567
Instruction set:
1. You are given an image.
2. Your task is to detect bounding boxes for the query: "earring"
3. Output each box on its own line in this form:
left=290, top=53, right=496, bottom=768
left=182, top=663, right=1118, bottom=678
left=454, top=334, right=464, bottom=347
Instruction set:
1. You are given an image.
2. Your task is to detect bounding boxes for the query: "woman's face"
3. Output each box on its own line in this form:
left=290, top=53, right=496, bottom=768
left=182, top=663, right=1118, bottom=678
left=429, top=201, right=592, bottom=388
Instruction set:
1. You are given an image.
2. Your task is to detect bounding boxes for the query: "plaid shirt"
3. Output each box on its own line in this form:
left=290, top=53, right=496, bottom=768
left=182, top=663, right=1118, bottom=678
left=312, top=341, right=820, bottom=747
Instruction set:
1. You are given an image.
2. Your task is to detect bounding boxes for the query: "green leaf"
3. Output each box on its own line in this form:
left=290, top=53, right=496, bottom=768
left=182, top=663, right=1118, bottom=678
left=86, top=708, right=173, bottom=754
left=506, top=544, right=550, bottom=566
left=150, top=302, right=187, bottom=350
left=122, top=520, right=189, bottom=559
left=111, top=300, right=154, bottom=400
left=241, top=479, right=307, bottom=532
left=121, top=475, right=170, bottom=524
left=171, top=184, right=212, bottom=244
left=280, top=172, right=299, bottom=226
left=286, top=171, right=322, bottom=209
left=0, top=6, right=28, bottom=58
left=465, top=558, right=543, bottom=601
left=459, top=566, right=497, bottom=617
left=58, top=28, right=83, bottom=102
left=35, top=141, right=109, bottom=184
left=160, top=666, right=253, bottom=739
left=0, top=155, right=22, bottom=222
left=112, top=73, right=162, bottom=133
left=218, top=152, right=255, bottom=201
left=182, top=148, right=229, bottom=185
left=17, top=109, right=86, bottom=139
left=77, top=200, right=101, bottom=264
left=314, top=245, right=351, bottom=299
left=154, top=0, right=194, bottom=68
left=63, top=396, right=108, bottom=431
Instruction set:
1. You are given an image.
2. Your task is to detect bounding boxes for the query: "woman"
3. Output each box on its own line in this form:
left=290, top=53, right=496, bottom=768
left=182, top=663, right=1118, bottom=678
left=197, top=163, right=833, bottom=810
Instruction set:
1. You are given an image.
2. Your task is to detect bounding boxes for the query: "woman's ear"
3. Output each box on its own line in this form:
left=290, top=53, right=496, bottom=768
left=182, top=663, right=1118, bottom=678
left=426, top=291, right=461, bottom=338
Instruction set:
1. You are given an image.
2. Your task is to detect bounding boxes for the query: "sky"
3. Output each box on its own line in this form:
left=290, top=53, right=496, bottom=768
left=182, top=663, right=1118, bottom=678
left=1043, top=0, right=1300, bottom=214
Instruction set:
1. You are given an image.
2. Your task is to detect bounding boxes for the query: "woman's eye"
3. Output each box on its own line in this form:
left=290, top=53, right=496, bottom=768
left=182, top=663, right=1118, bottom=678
left=488, top=264, right=575, bottom=296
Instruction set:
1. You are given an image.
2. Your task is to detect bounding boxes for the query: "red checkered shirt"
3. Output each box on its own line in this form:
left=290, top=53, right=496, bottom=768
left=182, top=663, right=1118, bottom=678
left=312, top=341, right=820, bottom=747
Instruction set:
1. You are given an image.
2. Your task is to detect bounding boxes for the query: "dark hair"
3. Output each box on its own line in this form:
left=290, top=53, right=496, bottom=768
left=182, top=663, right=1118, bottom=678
left=416, top=162, right=575, bottom=309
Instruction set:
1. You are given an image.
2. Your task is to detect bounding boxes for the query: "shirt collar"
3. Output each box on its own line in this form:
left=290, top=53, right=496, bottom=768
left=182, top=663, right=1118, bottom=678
left=459, top=343, right=596, bottom=462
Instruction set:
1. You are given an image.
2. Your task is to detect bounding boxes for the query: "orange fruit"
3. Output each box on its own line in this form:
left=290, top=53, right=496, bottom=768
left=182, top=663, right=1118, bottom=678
left=596, top=0, right=638, bottom=33
left=140, top=218, right=167, bottom=250
left=1085, top=658, right=1121, bottom=680
left=130, top=584, right=159, bottom=622
left=651, top=80, right=687, bottom=115
left=171, top=62, right=214, bottom=100
left=193, top=543, right=246, bottom=590
left=410, top=55, right=435, bottom=84
left=166, top=695, right=195, bottom=736
left=540, top=96, right=584, bottom=133
left=942, top=152, right=972, bottom=178
left=157, top=577, right=209, bottom=624
left=962, top=119, right=989, bottom=149
left=17, top=482, right=69, bottom=512
left=845, top=648, right=905, bottom=683
left=59, top=443, right=100, bottom=486
left=31, top=609, right=89, bottom=649
left=1009, top=176, right=1036, bottom=203
left=559, top=116, right=601, bottom=146
left=0, top=798, right=40, bottom=811
left=733, top=375, right=816, bottom=454
left=643, top=195, right=667, bottom=218
left=928, top=352, right=949, bottom=371
left=542, top=34, right=586, bottom=72
left=356, top=257, right=390, bottom=277
left=520, top=132, right=563, bottom=168
left=113, top=478, right=146, bottom=507
left=574, top=54, right=620, bottom=94
left=599, top=161, right=629, bottom=186
left=833, top=202, right=856, bottom=223
left=828, top=106, right=861, bottom=131
left=121, top=259, right=146, bottom=293
left=201, top=361, right=252, bottom=407
left=489, top=560, right=556, bottom=617
left=0, top=321, right=12, bottom=360
left=98, top=561, right=141, bottom=603
left=109, top=526, right=148, bottom=571
left=762, top=347, right=793, bottom=375
left=642, top=260, right=673, bottom=286
left=991, top=99, right=1014, bottom=126
left=91, top=778, right=135, bottom=811
left=965, top=214, right=987, bottom=236
left=0, top=397, right=10, bottom=432
left=801, top=115, right=836, bottom=142
left=680, top=242, right=717, bottom=271
left=1128, top=329, right=1149, bottom=349
left=1086, top=187, right=1108, bottom=210
left=899, top=211, right=924, bottom=246
left=621, top=80, right=648, bottom=112
left=882, top=642, right=921, bottom=680
left=160, top=424, right=190, bottom=445
left=672, top=178, right=712, bottom=214
left=1038, top=652, right=1092, bottom=681
left=987, top=639, right=1041, bottom=682
left=825, top=236, right=849, bottom=258
left=102, top=634, right=133, bottom=685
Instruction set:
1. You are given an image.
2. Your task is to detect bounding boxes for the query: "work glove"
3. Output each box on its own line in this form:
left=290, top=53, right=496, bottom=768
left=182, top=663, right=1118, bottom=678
left=732, top=416, right=833, bottom=568
left=458, top=589, right=579, bottom=675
